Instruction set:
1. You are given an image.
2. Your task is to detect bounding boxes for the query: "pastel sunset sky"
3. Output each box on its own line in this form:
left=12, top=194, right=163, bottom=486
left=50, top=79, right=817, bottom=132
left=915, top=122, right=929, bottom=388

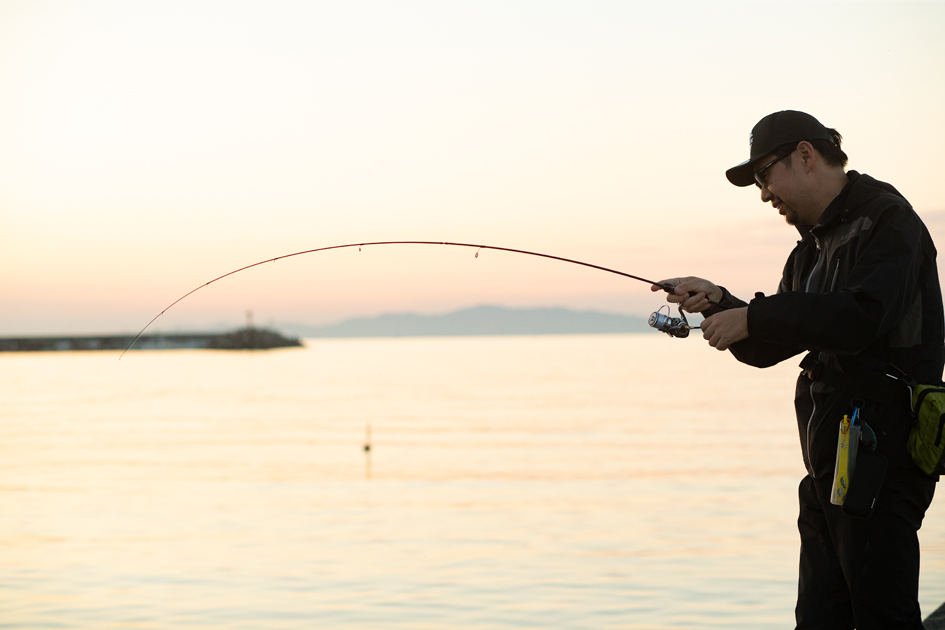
left=2, top=1, right=943, bottom=334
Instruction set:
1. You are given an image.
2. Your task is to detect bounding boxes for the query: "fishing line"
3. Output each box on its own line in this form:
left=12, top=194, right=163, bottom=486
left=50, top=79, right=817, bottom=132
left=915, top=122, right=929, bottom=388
left=120, top=240, right=720, bottom=359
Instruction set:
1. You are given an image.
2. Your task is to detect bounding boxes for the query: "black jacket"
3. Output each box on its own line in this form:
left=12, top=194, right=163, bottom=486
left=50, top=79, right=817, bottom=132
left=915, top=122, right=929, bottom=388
left=708, top=172, right=944, bottom=478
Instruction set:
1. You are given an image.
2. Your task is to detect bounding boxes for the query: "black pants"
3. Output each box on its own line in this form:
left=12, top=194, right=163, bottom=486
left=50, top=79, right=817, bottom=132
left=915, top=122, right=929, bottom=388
left=795, top=469, right=936, bottom=629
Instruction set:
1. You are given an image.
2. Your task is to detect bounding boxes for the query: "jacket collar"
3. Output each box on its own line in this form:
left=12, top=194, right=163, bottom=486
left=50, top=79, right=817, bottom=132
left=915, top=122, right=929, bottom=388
left=793, top=171, right=907, bottom=242
left=812, top=171, right=858, bottom=233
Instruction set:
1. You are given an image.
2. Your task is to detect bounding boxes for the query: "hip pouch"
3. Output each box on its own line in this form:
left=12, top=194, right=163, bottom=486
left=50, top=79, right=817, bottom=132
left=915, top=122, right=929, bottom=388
left=908, top=384, right=945, bottom=475
left=843, top=452, right=887, bottom=518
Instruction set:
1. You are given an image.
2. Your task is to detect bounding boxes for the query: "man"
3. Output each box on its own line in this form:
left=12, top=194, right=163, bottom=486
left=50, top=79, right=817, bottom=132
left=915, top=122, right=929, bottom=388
left=655, top=110, right=943, bottom=629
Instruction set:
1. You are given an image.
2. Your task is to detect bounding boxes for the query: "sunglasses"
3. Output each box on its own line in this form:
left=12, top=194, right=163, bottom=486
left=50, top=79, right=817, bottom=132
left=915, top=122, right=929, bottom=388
left=754, top=149, right=795, bottom=189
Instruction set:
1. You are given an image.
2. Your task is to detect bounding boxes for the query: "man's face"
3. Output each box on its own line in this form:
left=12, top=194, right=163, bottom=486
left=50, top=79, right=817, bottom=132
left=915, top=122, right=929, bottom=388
left=755, top=151, right=802, bottom=225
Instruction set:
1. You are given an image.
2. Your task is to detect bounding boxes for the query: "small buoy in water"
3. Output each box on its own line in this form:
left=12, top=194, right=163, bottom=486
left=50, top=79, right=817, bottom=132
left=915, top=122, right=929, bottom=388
left=363, top=423, right=372, bottom=452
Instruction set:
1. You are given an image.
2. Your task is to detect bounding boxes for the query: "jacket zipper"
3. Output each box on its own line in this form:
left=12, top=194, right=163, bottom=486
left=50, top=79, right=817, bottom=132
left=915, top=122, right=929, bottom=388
left=806, top=381, right=818, bottom=478
left=802, top=236, right=824, bottom=478
left=829, top=255, right=842, bottom=292
left=805, top=236, right=823, bottom=293
left=808, top=255, right=843, bottom=475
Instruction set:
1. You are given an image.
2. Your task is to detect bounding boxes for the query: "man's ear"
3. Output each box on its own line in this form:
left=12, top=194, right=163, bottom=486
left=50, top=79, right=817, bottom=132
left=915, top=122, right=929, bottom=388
left=795, top=140, right=816, bottom=173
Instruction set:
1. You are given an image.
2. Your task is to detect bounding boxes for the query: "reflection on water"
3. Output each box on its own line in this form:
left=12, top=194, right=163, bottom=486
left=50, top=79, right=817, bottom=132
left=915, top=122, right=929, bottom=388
left=1, top=335, right=943, bottom=629
left=364, top=422, right=372, bottom=479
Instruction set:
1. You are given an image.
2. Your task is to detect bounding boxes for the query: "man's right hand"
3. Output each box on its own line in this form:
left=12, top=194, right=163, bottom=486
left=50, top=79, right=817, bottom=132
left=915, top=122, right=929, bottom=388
left=650, top=277, right=722, bottom=313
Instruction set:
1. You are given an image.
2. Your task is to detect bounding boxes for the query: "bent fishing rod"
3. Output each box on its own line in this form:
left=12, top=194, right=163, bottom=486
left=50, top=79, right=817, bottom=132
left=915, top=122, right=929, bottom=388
left=120, top=240, right=721, bottom=359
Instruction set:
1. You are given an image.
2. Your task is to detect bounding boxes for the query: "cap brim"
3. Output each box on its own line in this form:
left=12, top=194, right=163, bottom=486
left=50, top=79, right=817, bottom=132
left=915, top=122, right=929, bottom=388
left=725, top=158, right=759, bottom=187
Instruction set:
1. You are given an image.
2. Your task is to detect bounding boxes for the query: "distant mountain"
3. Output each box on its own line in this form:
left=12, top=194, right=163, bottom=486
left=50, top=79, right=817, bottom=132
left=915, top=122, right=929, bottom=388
left=278, top=305, right=655, bottom=338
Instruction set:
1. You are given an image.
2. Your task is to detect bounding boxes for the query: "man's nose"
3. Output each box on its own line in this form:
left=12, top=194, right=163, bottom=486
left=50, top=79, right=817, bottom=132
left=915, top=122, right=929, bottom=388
left=760, top=187, right=772, bottom=202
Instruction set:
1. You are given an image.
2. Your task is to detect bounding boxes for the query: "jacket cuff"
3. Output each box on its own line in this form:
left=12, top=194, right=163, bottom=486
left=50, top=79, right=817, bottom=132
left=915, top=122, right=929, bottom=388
left=747, top=292, right=775, bottom=339
left=703, top=285, right=747, bottom=317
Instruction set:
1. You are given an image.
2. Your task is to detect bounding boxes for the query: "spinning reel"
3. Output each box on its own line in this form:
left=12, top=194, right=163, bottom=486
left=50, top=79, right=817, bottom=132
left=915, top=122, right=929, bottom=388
left=648, top=304, right=700, bottom=338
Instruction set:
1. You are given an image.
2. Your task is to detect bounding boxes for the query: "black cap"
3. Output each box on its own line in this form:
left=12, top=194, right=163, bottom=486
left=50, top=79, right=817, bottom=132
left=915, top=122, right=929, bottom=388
left=725, top=110, right=834, bottom=187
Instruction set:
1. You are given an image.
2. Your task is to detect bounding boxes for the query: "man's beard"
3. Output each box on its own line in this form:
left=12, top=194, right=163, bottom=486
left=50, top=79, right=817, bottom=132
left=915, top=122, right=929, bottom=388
left=782, top=206, right=800, bottom=226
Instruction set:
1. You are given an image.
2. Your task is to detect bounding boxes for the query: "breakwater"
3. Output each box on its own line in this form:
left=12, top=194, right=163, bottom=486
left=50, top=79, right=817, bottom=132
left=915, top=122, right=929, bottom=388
left=0, top=327, right=302, bottom=352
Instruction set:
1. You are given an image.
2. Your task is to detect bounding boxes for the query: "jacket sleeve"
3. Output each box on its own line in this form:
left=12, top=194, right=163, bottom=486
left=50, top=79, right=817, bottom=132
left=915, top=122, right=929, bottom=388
left=746, top=202, right=925, bottom=354
left=716, top=253, right=807, bottom=368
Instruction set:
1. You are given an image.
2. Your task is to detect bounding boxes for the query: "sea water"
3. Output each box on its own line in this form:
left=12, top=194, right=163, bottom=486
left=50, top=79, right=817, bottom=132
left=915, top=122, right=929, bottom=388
left=2, top=334, right=943, bottom=629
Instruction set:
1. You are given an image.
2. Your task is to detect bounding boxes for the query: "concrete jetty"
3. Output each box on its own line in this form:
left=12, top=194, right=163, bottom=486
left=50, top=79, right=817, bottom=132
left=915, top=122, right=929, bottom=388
left=927, top=601, right=945, bottom=630
left=0, top=327, right=302, bottom=352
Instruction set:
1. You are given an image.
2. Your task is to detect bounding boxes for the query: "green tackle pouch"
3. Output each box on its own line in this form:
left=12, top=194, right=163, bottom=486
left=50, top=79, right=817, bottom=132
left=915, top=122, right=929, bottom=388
left=907, top=384, right=945, bottom=475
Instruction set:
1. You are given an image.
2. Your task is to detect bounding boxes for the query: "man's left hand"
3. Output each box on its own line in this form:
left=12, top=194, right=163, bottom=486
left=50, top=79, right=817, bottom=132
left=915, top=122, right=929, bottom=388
left=700, top=307, right=749, bottom=351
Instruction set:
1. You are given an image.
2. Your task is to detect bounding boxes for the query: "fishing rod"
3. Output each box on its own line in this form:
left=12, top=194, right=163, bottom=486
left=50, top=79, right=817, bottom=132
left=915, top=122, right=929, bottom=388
left=120, top=240, right=719, bottom=359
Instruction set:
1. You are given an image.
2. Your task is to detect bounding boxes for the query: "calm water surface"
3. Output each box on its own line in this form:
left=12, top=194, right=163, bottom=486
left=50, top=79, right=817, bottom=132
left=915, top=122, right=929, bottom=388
left=2, top=334, right=943, bottom=628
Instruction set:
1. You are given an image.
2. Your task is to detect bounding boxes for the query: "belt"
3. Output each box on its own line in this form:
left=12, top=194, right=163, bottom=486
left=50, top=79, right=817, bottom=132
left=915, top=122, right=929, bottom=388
left=799, top=353, right=904, bottom=405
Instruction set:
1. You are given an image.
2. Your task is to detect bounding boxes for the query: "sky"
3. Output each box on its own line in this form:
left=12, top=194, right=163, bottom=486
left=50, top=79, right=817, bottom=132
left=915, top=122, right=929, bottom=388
left=1, top=0, right=944, bottom=335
